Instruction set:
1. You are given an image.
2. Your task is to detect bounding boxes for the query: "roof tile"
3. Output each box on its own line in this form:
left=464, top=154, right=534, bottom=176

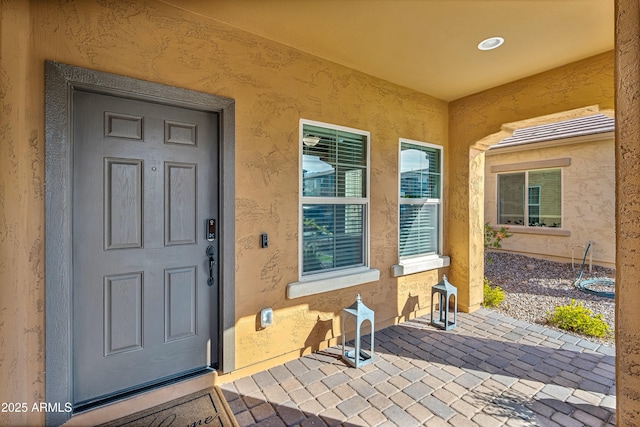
left=493, top=114, right=614, bottom=148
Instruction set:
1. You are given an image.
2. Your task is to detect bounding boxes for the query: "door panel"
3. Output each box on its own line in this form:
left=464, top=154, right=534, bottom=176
left=165, top=161, right=197, bottom=245
left=104, top=158, right=144, bottom=250
left=72, top=90, right=219, bottom=405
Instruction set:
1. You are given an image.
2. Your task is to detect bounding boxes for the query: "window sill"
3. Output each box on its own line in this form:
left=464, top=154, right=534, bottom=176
left=496, top=226, right=570, bottom=237
left=391, top=255, right=450, bottom=277
left=287, top=268, right=380, bottom=299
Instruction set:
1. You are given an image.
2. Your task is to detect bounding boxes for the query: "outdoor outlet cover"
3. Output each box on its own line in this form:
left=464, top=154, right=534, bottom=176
left=260, top=308, right=273, bottom=328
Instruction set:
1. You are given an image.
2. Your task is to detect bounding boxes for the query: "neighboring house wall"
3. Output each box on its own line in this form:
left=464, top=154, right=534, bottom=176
left=485, top=135, right=616, bottom=268
left=448, top=51, right=614, bottom=313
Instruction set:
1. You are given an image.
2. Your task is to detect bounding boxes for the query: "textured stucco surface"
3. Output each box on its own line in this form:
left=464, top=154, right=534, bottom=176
left=448, top=51, right=615, bottom=312
left=615, top=0, right=640, bottom=423
left=0, top=1, right=449, bottom=424
left=1, top=0, right=635, bottom=425
left=0, top=1, right=45, bottom=426
left=485, top=136, right=616, bottom=268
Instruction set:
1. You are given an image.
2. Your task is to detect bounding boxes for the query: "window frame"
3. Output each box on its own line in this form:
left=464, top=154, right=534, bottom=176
left=496, top=167, right=563, bottom=228
left=528, top=185, right=541, bottom=224
left=287, top=119, right=379, bottom=298
left=392, top=138, right=449, bottom=277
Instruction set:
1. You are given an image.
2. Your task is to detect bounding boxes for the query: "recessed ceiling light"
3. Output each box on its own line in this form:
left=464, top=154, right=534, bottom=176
left=478, top=36, right=504, bottom=51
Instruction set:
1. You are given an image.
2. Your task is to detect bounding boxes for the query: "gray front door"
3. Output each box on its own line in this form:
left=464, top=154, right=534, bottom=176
left=72, top=90, right=219, bottom=405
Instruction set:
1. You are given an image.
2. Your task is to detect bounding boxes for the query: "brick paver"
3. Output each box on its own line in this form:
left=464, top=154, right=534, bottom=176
left=225, top=309, right=616, bottom=426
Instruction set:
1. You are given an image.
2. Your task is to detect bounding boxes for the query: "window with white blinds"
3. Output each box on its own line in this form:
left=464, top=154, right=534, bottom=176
left=497, top=168, right=562, bottom=228
left=399, top=141, right=442, bottom=259
left=301, top=121, right=369, bottom=276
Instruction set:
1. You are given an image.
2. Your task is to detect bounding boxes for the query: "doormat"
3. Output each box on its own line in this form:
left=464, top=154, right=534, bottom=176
left=97, top=387, right=239, bottom=427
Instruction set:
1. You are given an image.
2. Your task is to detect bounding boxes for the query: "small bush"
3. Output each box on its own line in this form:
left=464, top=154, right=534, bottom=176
left=484, top=223, right=512, bottom=249
left=546, top=299, right=610, bottom=338
left=483, top=278, right=505, bottom=308
left=484, top=223, right=512, bottom=264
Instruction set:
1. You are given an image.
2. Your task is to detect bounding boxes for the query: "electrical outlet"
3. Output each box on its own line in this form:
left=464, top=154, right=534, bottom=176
left=260, top=308, right=273, bottom=328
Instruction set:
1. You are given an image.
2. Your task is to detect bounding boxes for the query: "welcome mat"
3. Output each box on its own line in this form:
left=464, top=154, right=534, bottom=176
left=97, top=387, right=239, bottom=427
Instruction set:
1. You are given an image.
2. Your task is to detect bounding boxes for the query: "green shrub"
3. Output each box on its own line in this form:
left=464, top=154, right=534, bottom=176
left=484, top=223, right=512, bottom=249
left=482, top=278, right=505, bottom=308
left=484, top=223, right=512, bottom=264
left=546, top=299, right=610, bottom=338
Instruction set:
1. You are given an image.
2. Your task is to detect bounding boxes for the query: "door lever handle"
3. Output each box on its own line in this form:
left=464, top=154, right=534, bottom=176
left=206, top=245, right=215, bottom=286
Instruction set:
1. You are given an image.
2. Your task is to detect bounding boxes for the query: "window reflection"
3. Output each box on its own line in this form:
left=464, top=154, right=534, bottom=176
left=398, top=142, right=442, bottom=259
left=300, top=123, right=369, bottom=276
left=400, top=146, right=440, bottom=199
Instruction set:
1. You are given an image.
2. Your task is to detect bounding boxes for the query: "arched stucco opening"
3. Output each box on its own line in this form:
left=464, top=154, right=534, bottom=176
left=467, top=105, right=614, bottom=309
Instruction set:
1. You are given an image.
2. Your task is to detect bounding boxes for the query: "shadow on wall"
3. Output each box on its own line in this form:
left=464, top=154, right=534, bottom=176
left=300, top=317, right=335, bottom=357
left=222, top=314, right=616, bottom=426
left=398, top=293, right=420, bottom=323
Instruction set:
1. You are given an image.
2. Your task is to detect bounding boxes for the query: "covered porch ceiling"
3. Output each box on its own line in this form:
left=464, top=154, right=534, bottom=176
left=164, top=0, right=614, bottom=101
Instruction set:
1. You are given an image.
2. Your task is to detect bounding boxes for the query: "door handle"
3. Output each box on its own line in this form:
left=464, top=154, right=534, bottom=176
left=206, top=245, right=215, bottom=286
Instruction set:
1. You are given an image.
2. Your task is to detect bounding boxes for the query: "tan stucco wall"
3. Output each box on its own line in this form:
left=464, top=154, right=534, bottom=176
left=615, top=0, right=640, bottom=423
left=0, top=1, right=448, bottom=423
left=448, top=51, right=615, bottom=312
left=0, top=2, right=45, bottom=426
left=2, top=0, right=636, bottom=425
left=485, top=137, right=616, bottom=268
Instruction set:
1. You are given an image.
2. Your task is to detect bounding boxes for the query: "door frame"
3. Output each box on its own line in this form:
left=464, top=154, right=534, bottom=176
left=44, top=61, right=236, bottom=426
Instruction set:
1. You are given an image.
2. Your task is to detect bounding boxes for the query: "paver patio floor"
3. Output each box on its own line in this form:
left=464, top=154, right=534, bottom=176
left=220, top=308, right=615, bottom=426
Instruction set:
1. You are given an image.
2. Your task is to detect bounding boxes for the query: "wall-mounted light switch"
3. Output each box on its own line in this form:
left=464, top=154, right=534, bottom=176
left=260, top=233, right=268, bottom=248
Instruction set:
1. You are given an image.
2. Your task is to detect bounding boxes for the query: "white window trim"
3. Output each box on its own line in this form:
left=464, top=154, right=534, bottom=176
left=391, top=255, right=450, bottom=277
left=392, top=138, right=447, bottom=277
left=287, top=119, right=379, bottom=299
left=496, top=167, right=564, bottom=229
left=288, top=268, right=380, bottom=299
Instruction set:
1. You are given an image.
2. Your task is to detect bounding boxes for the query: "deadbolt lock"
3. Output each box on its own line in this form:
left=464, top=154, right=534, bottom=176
left=206, top=219, right=216, bottom=241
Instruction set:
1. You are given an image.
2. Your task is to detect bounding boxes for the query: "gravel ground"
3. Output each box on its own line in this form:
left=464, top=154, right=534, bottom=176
left=484, top=251, right=615, bottom=347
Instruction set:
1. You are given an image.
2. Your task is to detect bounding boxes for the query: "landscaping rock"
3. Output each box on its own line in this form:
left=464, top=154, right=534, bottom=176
left=484, top=252, right=615, bottom=347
